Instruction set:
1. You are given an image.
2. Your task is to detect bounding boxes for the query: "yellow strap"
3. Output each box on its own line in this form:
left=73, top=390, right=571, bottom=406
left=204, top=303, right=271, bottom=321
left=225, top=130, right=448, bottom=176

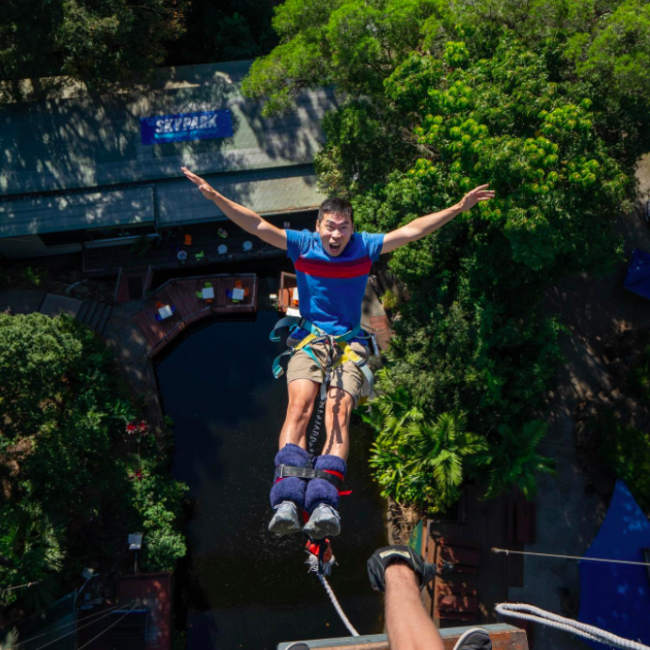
left=292, top=332, right=318, bottom=352
left=333, top=341, right=363, bottom=368
left=294, top=337, right=364, bottom=371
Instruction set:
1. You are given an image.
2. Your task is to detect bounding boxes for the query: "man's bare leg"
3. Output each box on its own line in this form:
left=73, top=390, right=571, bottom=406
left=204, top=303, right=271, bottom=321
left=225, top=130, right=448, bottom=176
left=278, top=378, right=319, bottom=450
left=321, top=386, right=354, bottom=460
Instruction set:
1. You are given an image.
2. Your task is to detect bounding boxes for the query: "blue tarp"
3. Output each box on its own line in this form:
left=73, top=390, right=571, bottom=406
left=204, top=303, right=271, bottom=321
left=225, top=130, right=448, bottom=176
left=578, top=480, right=650, bottom=648
left=624, top=248, right=650, bottom=300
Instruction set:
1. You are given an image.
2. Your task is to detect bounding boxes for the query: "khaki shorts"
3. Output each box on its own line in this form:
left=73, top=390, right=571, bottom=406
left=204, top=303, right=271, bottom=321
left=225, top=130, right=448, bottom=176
left=286, top=338, right=370, bottom=407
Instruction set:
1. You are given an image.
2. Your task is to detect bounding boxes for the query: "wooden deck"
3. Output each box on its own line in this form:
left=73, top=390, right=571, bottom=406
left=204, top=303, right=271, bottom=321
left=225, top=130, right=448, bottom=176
left=133, top=273, right=257, bottom=357
left=420, top=486, right=525, bottom=627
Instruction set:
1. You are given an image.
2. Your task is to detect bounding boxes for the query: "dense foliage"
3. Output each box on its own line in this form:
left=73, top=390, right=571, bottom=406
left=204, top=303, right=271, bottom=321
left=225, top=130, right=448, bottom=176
left=0, top=314, right=186, bottom=609
left=165, top=0, right=279, bottom=67
left=0, top=0, right=280, bottom=89
left=363, top=370, right=488, bottom=511
left=243, top=0, right=647, bottom=509
left=0, top=0, right=186, bottom=86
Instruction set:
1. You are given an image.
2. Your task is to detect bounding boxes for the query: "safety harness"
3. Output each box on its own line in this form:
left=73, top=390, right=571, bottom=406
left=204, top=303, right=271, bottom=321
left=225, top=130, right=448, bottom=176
left=270, top=315, right=377, bottom=578
left=269, top=315, right=376, bottom=406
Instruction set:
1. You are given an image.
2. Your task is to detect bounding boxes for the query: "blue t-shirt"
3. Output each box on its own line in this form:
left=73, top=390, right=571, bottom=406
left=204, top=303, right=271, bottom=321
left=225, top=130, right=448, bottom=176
left=286, top=229, right=385, bottom=341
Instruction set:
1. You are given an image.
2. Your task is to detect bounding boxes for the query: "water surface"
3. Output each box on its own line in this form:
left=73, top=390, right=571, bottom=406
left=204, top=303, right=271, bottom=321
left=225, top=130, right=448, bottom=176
left=156, top=311, right=386, bottom=649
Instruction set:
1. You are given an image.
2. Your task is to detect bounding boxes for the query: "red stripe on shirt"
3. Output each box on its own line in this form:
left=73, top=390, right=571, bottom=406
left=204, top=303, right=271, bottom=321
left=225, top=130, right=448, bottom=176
left=295, top=255, right=372, bottom=279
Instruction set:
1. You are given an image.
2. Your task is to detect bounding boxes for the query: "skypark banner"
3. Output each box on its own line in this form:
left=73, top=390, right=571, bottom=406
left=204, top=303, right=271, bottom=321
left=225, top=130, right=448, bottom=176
left=140, top=109, right=233, bottom=145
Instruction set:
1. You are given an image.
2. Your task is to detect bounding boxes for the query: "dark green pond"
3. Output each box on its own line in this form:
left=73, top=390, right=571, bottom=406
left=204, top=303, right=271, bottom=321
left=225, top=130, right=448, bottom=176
left=156, top=311, right=386, bottom=649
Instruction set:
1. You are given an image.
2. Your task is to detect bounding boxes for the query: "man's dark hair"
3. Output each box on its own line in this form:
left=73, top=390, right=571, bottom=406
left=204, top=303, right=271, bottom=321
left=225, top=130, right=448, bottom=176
left=318, top=197, right=354, bottom=225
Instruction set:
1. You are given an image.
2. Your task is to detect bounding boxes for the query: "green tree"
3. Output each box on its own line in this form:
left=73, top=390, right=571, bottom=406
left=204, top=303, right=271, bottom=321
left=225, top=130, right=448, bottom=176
left=0, top=313, right=187, bottom=608
left=243, top=0, right=648, bottom=512
left=0, top=503, right=64, bottom=608
left=165, top=0, right=279, bottom=66
left=364, top=372, right=487, bottom=510
left=369, top=408, right=487, bottom=511
left=0, top=0, right=186, bottom=88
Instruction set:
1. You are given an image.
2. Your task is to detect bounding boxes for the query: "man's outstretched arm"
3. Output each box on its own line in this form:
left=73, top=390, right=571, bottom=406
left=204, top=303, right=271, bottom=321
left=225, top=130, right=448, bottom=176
left=381, top=184, right=495, bottom=254
left=182, top=167, right=287, bottom=250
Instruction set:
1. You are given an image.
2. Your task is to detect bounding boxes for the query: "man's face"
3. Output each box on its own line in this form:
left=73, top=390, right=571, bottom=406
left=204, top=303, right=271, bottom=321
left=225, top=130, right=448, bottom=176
left=316, top=212, right=353, bottom=257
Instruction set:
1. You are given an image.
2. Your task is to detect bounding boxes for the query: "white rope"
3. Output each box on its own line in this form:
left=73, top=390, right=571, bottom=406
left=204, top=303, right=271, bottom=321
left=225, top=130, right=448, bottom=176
left=317, top=574, right=360, bottom=637
left=496, top=603, right=650, bottom=650
left=76, top=602, right=141, bottom=650
left=5, top=600, right=135, bottom=650
left=6, top=602, right=140, bottom=650
left=492, top=547, right=650, bottom=567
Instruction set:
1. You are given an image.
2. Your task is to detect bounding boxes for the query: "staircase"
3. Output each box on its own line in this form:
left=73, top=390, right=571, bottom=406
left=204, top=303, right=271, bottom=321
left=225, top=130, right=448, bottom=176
left=114, top=266, right=154, bottom=303
left=77, top=300, right=113, bottom=336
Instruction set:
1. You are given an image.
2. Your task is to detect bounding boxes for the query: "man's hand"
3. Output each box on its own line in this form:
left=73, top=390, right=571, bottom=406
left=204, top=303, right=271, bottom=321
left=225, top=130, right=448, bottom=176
left=182, top=167, right=217, bottom=201
left=367, top=545, right=437, bottom=593
left=458, top=184, right=495, bottom=212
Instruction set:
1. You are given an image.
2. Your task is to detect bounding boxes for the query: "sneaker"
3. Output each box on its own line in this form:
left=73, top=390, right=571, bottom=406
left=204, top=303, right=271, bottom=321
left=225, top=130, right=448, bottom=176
left=452, top=628, right=492, bottom=650
left=302, top=504, right=341, bottom=539
left=268, top=501, right=302, bottom=537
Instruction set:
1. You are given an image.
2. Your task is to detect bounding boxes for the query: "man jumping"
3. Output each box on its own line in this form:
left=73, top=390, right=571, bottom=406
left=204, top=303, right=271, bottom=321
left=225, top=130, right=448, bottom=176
left=182, top=166, right=494, bottom=539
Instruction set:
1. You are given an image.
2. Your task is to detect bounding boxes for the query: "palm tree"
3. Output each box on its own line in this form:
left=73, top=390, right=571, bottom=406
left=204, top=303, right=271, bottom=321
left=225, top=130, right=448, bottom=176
left=480, top=420, right=556, bottom=499
left=359, top=368, right=424, bottom=446
left=405, top=412, right=488, bottom=505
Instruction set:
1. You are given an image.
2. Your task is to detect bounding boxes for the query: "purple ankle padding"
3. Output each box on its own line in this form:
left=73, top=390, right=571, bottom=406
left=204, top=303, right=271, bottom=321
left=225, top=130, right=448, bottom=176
left=304, top=455, right=348, bottom=514
left=269, top=443, right=311, bottom=509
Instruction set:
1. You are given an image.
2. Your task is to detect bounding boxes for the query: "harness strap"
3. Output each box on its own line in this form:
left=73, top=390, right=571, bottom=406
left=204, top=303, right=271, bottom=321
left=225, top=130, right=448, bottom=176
left=270, top=319, right=364, bottom=379
left=335, top=341, right=375, bottom=404
left=274, top=465, right=344, bottom=491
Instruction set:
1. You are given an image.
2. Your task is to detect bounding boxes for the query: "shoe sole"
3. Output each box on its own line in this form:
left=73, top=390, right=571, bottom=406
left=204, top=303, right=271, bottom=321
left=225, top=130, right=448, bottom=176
left=269, top=516, right=302, bottom=537
left=451, top=628, right=490, bottom=650
left=303, top=518, right=341, bottom=540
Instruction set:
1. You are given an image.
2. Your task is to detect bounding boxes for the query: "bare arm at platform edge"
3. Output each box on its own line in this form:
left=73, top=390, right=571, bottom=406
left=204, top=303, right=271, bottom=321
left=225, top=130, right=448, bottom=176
left=182, top=167, right=287, bottom=250
left=381, top=184, right=495, bottom=254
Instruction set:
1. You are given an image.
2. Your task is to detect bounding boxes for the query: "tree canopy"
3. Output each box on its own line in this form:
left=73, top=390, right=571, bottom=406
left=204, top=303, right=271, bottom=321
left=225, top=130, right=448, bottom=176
left=243, top=0, right=648, bottom=509
left=0, top=0, right=280, bottom=88
left=0, top=0, right=186, bottom=86
left=0, top=314, right=186, bottom=609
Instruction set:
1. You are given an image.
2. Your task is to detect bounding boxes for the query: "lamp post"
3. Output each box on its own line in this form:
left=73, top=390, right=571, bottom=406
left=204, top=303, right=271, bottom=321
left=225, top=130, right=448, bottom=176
left=75, top=568, right=98, bottom=605
left=128, top=534, right=143, bottom=574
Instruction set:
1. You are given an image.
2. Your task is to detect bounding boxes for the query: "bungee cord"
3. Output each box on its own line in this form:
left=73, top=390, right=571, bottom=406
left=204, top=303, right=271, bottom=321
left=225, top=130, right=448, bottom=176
left=317, top=574, right=360, bottom=637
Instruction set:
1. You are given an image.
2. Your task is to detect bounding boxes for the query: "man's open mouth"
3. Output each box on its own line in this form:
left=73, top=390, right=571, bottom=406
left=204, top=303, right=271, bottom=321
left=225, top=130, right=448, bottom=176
left=330, top=242, right=341, bottom=251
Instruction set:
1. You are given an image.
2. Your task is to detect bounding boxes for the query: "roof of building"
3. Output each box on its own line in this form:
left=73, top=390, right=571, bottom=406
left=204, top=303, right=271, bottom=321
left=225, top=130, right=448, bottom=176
left=0, top=185, right=154, bottom=236
left=0, top=61, right=333, bottom=238
left=0, top=60, right=336, bottom=198
left=156, top=164, right=320, bottom=227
